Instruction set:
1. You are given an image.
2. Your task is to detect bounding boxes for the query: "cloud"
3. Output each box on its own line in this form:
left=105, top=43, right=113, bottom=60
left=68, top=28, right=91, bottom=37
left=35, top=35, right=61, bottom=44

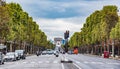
left=35, top=17, right=83, bottom=40
left=6, top=0, right=120, bottom=40
left=6, top=0, right=120, bottom=19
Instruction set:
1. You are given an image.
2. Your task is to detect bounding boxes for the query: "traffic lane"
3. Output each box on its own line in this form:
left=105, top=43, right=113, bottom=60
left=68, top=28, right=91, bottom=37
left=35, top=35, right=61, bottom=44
left=66, top=54, right=120, bottom=69
left=0, top=55, right=63, bottom=69
left=60, top=54, right=80, bottom=69
left=0, top=55, right=33, bottom=69
left=63, top=63, right=79, bottom=69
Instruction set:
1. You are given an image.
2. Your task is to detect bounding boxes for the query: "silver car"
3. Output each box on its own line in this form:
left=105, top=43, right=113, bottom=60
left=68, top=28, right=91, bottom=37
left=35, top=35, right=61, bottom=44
left=4, top=52, right=16, bottom=61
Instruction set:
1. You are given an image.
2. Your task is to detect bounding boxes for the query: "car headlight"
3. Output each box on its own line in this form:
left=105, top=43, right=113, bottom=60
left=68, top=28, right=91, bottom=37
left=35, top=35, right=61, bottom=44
left=4, top=56, right=8, bottom=58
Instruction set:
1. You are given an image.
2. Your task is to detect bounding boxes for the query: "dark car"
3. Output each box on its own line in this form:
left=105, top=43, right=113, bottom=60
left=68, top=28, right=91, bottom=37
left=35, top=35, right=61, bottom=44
left=54, top=50, right=59, bottom=57
left=0, top=52, right=4, bottom=65
left=36, top=51, right=42, bottom=56
left=15, top=50, right=26, bottom=59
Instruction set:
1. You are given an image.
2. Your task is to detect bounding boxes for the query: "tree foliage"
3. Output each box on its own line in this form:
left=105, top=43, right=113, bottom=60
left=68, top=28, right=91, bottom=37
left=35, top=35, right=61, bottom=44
left=0, top=2, right=48, bottom=48
left=110, top=16, right=120, bottom=40
left=69, top=5, right=119, bottom=47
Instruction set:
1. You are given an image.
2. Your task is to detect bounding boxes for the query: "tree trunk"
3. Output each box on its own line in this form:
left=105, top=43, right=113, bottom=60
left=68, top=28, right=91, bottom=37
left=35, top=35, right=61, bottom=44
left=10, top=43, right=13, bottom=52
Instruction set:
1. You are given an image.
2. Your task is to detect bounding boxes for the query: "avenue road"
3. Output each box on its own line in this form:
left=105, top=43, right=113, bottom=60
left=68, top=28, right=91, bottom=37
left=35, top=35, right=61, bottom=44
left=0, top=54, right=120, bottom=69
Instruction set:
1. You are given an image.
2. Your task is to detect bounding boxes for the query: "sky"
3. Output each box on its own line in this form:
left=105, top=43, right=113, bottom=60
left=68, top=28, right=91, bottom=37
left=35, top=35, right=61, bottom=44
left=6, top=0, right=120, bottom=40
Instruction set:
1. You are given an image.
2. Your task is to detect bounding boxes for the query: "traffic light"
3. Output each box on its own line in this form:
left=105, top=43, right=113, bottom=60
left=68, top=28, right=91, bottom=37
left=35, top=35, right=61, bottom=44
left=64, top=30, right=70, bottom=53
left=64, top=30, right=69, bottom=39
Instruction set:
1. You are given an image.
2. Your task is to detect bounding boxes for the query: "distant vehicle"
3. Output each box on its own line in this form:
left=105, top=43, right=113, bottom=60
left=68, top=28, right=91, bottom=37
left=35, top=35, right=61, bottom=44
left=41, top=49, right=54, bottom=55
left=68, top=50, right=74, bottom=54
left=54, top=50, right=59, bottom=57
left=36, top=51, right=42, bottom=56
left=0, top=52, right=4, bottom=65
left=15, top=50, right=26, bottom=59
left=47, top=50, right=54, bottom=55
left=4, top=52, right=16, bottom=61
left=41, top=50, right=47, bottom=55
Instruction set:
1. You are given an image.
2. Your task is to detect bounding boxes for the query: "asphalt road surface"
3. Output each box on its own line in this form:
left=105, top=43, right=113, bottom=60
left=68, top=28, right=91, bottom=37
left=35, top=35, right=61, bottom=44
left=0, top=54, right=77, bottom=69
left=0, top=54, right=120, bottom=69
left=65, top=54, right=120, bottom=69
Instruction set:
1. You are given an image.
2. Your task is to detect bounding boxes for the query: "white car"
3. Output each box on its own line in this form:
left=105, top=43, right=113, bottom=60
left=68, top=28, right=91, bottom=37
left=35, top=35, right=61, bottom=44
left=4, top=52, right=16, bottom=61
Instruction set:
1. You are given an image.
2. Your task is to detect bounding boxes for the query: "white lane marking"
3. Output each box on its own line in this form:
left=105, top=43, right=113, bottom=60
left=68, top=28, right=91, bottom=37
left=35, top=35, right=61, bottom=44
left=91, top=62, right=96, bottom=64
left=23, top=62, right=27, bottom=64
left=76, top=61, right=80, bottom=63
left=38, top=61, right=42, bottom=63
left=45, top=61, right=50, bottom=63
left=107, top=63, right=119, bottom=65
left=96, top=62, right=104, bottom=64
left=31, top=62, right=35, bottom=64
left=84, top=61, right=104, bottom=64
left=73, top=63, right=82, bottom=69
left=53, top=61, right=58, bottom=63
left=84, top=61, right=89, bottom=64
left=61, top=63, right=65, bottom=69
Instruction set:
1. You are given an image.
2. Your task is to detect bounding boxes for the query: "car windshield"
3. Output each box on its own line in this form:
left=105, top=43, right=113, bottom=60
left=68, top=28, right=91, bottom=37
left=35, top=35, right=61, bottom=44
left=6, top=53, right=14, bottom=56
left=15, top=50, right=23, bottom=53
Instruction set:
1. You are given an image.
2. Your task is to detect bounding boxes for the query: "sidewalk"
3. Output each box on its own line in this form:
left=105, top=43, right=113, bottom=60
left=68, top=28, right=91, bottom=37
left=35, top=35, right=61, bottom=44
left=109, top=55, right=120, bottom=60
left=83, top=54, right=120, bottom=60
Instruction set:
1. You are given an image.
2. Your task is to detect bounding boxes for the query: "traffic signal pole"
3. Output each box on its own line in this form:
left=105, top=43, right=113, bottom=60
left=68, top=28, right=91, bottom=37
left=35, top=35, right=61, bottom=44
left=64, top=30, right=69, bottom=53
left=61, top=30, right=73, bottom=63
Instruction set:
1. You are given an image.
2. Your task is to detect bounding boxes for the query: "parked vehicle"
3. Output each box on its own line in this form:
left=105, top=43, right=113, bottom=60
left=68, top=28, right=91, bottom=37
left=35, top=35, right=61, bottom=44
left=47, top=50, right=54, bottom=55
left=15, top=52, right=20, bottom=60
left=36, top=51, right=41, bottom=56
left=0, top=52, right=4, bottom=65
left=4, top=52, right=16, bottom=61
left=41, top=50, right=47, bottom=55
left=15, top=50, right=26, bottom=59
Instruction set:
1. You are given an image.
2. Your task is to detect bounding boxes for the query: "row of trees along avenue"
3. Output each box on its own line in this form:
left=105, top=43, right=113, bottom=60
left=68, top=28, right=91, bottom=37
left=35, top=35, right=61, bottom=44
left=69, top=5, right=120, bottom=57
left=0, top=0, right=52, bottom=54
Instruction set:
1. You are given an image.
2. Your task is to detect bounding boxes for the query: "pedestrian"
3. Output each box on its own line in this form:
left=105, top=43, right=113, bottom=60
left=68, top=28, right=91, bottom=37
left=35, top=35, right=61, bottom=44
left=74, top=48, right=78, bottom=55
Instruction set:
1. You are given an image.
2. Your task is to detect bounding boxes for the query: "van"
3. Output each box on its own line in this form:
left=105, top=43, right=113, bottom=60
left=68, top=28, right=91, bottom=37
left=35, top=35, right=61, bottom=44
left=15, top=50, right=26, bottom=59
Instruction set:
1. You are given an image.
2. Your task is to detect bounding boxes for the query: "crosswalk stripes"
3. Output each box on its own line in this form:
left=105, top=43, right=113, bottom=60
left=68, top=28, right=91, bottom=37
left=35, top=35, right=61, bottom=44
left=53, top=61, right=58, bottom=63
left=82, top=61, right=119, bottom=65
left=38, top=61, right=42, bottom=63
left=23, top=62, right=27, bottom=64
left=22, top=61, right=59, bottom=64
left=22, top=61, right=120, bottom=65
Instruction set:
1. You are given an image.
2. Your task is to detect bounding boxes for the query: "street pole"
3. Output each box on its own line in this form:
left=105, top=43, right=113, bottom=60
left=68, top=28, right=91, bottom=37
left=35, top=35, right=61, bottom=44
left=64, top=30, right=69, bottom=53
